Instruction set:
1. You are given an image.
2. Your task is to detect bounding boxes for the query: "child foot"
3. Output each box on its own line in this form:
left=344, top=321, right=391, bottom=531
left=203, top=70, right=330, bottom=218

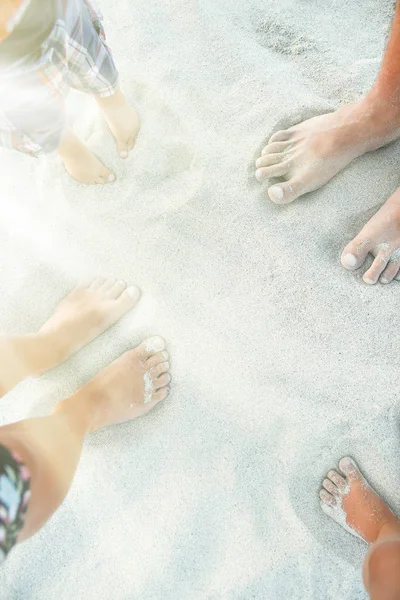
left=72, top=336, right=171, bottom=431
left=255, top=97, right=400, bottom=204
left=96, top=88, right=140, bottom=159
left=319, top=457, right=400, bottom=543
left=341, top=187, right=400, bottom=284
left=57, top=129, right=115, bottom=184
left=38, top=278, right=141, bottom=367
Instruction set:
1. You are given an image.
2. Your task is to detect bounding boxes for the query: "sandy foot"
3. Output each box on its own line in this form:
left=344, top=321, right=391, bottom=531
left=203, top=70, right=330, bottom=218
left=69, top=336, right=171, bottom=431
left=96, top=88, right=140, bottom=159
left=255, top=99, right=400, bottom=204
left=38, top=278, right=141, bottom=366
left=319, top=457, right=400, bottom=543
left=57, top=128, right=115, bottom=184
left=341, top=187, right=400, bottom=284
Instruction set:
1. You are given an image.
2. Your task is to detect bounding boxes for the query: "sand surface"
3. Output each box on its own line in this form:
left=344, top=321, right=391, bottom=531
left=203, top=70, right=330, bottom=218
left=0, top=0, right=400, bottom=598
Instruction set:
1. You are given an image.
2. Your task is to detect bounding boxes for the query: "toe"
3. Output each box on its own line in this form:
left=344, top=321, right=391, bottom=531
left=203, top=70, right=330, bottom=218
left=154, top=372, right=171, bottom=389
left=327, top=470, right=348, bottom=492
left=319, top=489, right=336, bottom=507
left=139, top=336, right=167, bottom=359
left=118, top=141, right=129, bottom=159
left=363, top=251, right=390, bottom=285
left=101, top=166, right=115, bottom=182
left=106, top=279, right=127, bottom=299
left=255, top=154, right=283, bottom=169
left=145, top=351, right=170, bottom=370
left=339, top=457, right=361, bottom=480
left=323, top=478, right=340, bottom=497
left=112, top=285, right=141, bottom=315
left=255, top=162, right=290, bottom=181
left=101, top=278, right=117, bottom=292
left=268, top=179, right=303, bottom=205
left=150, top=361, right=170, bottom=378
left=152, top=386, right=170, bottom=403
left=90, top=277, right=106, bottom=290
left=268, top=129, right=292, bottom=144
left=341, top=238, right=371, bottom=271
left=261, top=141, right=291, bottom=156
left=380, top=260, right=400, bottom=284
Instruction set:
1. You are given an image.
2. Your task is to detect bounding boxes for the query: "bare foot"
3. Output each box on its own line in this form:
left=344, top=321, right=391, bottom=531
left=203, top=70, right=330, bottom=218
left=62, top=336, right=171, bottom=431
left=96, top=88, right=140, bottom=159
left=341, top=187, right=400, bottom=284
left=57, top=128, right=115, bottom=184
left=255, top=97, right=400, bottom=204
left=319, top=457, right=400, bottom=543
left=38, top=278, right=141, bottom=365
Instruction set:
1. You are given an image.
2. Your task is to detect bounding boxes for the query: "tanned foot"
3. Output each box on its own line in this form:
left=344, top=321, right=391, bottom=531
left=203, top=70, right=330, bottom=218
left=96, top=88, right=140, bottom=159
left=341, top=187, right=400, bottom=284
left=57, top=128, right=115, bottom=184
left=255, top=96, right=400, bottom=204
left=319, top=457, right=400, bottom=543
left=60, top=336, right=171, bottom=431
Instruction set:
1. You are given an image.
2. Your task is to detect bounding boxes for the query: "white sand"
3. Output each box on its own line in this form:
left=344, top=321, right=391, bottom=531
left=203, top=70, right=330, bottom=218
left=0, top=0, right=400, bottom=597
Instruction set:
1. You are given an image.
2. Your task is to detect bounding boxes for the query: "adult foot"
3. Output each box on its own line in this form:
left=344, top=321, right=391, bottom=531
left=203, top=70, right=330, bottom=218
left=57, top=128, right=115, bottom=184
left=341, top=187, right=400, bottom=284
left=96, top=88, right=140, bottom=159
left=38, top=278, right=141, bottom=367
left=255, top=97, right=400, bottom=204
left=63, top=336, right=171, bottom=431
left=319, top=457, right=400, bottom=543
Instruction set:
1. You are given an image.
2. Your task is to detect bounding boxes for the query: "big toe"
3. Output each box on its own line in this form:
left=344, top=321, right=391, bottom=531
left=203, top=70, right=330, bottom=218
left=341, top=238, right=371, bottom=271
left=112, top=285, right=141, bottom=317
left=139, top=336, right=167, bottom=359
left=339, top=457, right=361, bottom=480
left=268, top=180, right=302, bottom=205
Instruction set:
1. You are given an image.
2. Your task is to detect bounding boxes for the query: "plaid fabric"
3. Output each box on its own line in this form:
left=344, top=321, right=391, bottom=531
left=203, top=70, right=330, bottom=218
left=0, top=0, right=118, bottom=156
left=0, top=0, right=30, bottom=42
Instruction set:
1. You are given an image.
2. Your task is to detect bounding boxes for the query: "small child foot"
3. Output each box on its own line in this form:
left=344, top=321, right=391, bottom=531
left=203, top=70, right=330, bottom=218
left=58, top=128, right=115, bottom=184
left=96, top=88, right=140, bottom=159
left=320, top=457, right=400, bottom=543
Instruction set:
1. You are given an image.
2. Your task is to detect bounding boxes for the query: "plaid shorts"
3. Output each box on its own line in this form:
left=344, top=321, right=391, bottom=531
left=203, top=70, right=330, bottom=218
left=0, top=0, right=119, bottom=156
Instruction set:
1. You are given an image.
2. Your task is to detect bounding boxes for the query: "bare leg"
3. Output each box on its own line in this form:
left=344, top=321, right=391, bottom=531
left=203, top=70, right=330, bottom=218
left=255, top=1, right=400, bottom=205
left=0, top=278, right=140, bottom=396
left=95, top=87, right=140, bottom=159
left=2, top=336, right=171, bottom=542
left=320, top=457, right=400, bottom=599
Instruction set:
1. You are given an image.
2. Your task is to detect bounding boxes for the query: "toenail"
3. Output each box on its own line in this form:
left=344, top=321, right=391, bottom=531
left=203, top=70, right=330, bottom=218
left=269, top=186, right=284, bottom=202
left=255, top=169, right=264, bottom=181
left=120, top=150, right=128, bottom=159
left=108, top=173, right=116, bottom=182
left=127, top=285, right=140, bottom=299
left=145, top=336, right=166, bottom=353
left=363, top=277, right=375, bottom=285
left=342, top=253, right=358, bottom=268
left=255, top=158, right=262, bottom=168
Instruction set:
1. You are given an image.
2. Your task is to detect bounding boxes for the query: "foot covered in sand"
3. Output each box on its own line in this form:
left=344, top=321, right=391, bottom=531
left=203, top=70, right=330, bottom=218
left=58, top=128, right=116, bottom=184
left=38, top=278, right=141, bottom=368
left=64, top=336, right=171, bottom=431
left=319, top=457, right=400, bottom=543
left=341, top=187, right=400, bottom=284
left=96, top=88, right=140, bottom=159
left=255, top=98, right=400, bottom=204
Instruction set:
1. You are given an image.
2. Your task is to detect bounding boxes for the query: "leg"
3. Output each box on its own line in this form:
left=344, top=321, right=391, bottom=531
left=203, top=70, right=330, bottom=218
left=255, top=1, right=400, bottom=204
left=0, top=336, right=171, bottom=548
left=320, top=457, right=400, bottom=599
left=0, top=278, right=140, bottom=396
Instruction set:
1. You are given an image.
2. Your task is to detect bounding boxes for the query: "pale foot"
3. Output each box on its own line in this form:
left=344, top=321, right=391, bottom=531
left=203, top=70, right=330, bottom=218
left=96, top=88, right=140, bottom=159
left=319, top=457, right=400, bottom=543
left=57, top=128, right=115, bottom=184
left=38, top=278, right=141, bottom=366
left=60, top=336, right=171, bottom=431
left=255, top=97, right=400, bottom=204
left=341, top=187, right=400, bottom=284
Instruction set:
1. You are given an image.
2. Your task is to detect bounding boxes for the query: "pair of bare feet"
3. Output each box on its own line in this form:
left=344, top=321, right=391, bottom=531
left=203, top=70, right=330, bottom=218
left=255, top=94, right=400, bottom=285
left=58, top=88, right=140, bottom=185
left=1, top=278, right=171, bottom=432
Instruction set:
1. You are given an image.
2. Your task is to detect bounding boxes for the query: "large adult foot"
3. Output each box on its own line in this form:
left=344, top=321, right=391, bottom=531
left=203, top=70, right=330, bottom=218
left=255, top=98, right=400, bottom=204
left=57, top=128, right=115, bottom=184
left=96, top=88, right=140, bottom=159
left=319, top=457, right=400, bottom=543
left=61, top=336, right=171, bottom=431
left=341, top=187, right=400, bottom=284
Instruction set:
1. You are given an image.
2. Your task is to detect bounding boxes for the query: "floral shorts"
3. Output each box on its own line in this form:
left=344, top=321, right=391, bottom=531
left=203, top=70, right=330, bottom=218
left=0, top=445, right=31, bottom=564
left=0, top=0, right=119, bottom=156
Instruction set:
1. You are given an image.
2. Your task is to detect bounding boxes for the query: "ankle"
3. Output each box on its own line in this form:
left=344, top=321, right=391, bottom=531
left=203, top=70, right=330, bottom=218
left=54, top=389, right=97, bottom=437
